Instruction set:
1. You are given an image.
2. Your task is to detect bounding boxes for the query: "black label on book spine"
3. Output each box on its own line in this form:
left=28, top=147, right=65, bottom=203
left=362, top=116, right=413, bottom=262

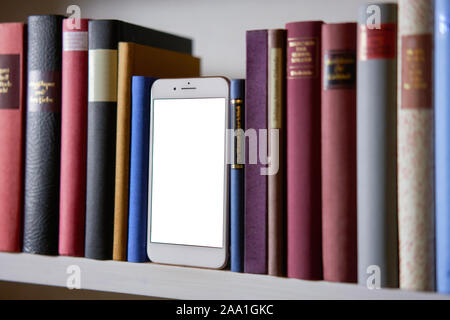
left=0, top=54, right=20, bottom=109
left=324, top=50, right=356, bottom=90
left=28, top=70, right=61, bottom=112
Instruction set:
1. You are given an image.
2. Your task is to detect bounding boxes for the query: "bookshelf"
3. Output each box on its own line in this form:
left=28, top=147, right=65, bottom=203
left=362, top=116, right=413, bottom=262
left=0, top=0, right=441, bottom=300
left=0, top=252, right=448, bottom=299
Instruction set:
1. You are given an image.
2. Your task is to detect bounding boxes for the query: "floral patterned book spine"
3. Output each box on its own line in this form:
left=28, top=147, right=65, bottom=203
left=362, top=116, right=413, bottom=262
left=398, top=0, right=435, bottom=292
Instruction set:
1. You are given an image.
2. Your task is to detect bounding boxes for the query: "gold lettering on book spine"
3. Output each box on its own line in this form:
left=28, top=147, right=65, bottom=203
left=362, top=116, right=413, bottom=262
left=29, top=80, right=56, bottom=105
left=232, top=98, right=244, bottom=167
left=287, top=37, right=318, bottom=79
left=0, top=67, right=12, bottom=94
left=269, top=47, right=283, bottom=129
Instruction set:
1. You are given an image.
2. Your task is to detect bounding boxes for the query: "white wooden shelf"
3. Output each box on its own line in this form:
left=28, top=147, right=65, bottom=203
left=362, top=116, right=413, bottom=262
left=0, top=252, right=448, bottom=300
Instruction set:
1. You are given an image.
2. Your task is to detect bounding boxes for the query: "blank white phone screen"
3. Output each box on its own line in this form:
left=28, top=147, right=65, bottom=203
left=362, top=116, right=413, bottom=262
left=150, top=98, right=226, bottom=248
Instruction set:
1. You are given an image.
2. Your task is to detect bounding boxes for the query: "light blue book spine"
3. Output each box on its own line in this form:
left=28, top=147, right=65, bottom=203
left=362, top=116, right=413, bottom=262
left=127, top=76, right=157, bottom=262
left=435, top=0, right=450, bottom=294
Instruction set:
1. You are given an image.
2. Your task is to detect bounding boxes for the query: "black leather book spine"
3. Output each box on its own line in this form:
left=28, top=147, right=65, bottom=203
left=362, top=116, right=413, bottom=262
left=119, top=21, right=192, bottom=54
left=85, top=20, right=119, bottom=260
left=23, top=15, right=63, bottom=255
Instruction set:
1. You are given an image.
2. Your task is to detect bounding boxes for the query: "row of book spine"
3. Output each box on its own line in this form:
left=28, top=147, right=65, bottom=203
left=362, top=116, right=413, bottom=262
left=232, top=0, right=450, bottom=293
left=1, top=0, right=450, bottom=295
left=0, top=16, right=199, bottom=261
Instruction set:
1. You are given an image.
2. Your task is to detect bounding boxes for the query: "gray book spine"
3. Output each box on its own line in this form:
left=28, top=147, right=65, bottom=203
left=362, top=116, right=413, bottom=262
left=357, top=3, right=399, bottom=288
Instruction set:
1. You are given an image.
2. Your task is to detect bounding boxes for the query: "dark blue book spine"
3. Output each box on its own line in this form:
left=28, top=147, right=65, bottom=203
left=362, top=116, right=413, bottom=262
left=230, top=79, right=245, bottom=272
left=127, top=76, right=157, bottom=262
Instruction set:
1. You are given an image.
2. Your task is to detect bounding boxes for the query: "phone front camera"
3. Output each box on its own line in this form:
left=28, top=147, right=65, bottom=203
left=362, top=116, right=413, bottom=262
left=173, top=87, right=176, bottom=90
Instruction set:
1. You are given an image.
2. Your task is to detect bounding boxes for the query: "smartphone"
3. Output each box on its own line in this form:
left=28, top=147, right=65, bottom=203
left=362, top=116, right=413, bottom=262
left=147, top=77, right=229, bottom=269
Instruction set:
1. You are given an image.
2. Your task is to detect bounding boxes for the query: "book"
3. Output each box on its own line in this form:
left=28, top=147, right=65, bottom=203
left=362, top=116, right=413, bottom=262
left=435, top=0, right=450, bottom=294
left=230, top=79, right=245, bottom=272
left=113, top=42, right=200, bottom=260
left=245, top=30, right=268, bottom=274
left=85, top=20, right=192, bottom=260
left=267, top=29, right=286, bottom=277
left=23, top=15, right=63, bottom=255
left=285, top=21, right=323, bottom=280
left=321, top=22, right=357, bottom=283
left=0, top=22, right=26, bottom=253
left=127, top=76, right=156, bottom=263
left=357, top=3, right=398, bottom=288
left=59, top=18, right=89, bottom=257
left=398, top=0, right=434, bottom=292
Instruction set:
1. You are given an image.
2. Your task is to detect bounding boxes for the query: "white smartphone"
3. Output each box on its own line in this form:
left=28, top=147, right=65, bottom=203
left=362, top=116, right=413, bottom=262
left=147, top=77, right=229, bottom=269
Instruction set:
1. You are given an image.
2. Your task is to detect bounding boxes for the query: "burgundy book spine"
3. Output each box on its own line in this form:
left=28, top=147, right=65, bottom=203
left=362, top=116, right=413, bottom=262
left=59, top=19, right=89, bottom=256
left=245, top=30, right=268, bottom=274
left=321, top=23, right=358, bottom=283
left=286, top=21, right=323, bottom=280
left=0, top=23, right=26, bottom=252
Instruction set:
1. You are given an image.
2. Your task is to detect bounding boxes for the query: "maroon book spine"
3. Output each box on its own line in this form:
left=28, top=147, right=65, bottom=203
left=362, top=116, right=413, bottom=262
left=0, top=23, right=26, bottom=252
left=286, top=21, right=323, bottom=280
left=245, top=30, right=268, bottom=274
left=321, top=23, right=357, bottom=283
left=59, top=19, right=89, bottom=256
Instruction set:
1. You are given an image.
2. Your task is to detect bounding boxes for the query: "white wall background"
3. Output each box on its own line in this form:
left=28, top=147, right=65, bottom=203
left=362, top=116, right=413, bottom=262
left=0, top=0, right=398, bottom=79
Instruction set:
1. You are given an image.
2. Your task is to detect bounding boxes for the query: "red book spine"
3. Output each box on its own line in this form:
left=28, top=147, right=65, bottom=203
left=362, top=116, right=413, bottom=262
left=321, top=23, right=357, bottom=283
left=59, top=19, right=89, bottom=256
left=0, top=23, right=26, bottom=252
left=286, top=21, right=323, bottom=280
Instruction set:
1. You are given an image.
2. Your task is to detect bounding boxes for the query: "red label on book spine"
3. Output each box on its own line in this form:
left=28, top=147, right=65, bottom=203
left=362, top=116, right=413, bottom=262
left=401, top=34, right=432, bottom=109
left=358, top=23, right=396, bottom=60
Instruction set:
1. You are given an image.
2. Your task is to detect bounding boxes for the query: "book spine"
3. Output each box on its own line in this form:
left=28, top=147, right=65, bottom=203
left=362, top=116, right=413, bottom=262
left=285, top=21, right=323, bottom=280
left=85, top=20, right=119, bottom=260
left=267, top=29, right=286, bottom=277
left=23, top=15, right=63, bottom=255
left=0, top=23, right=26, bottom=252
left=398, top=0, right=435, bottom=292
left=59, top=18, right=89, bottom=257
left=230, top=79, right=245, bottom=272
left=127, top=76, right=156, bottom=263
left=321, top=22, right=357, bottom=283
left=245, top=30, right=268, bottom=274
left=357, top=3, right=398, bottom=288
left=113, top=42, right=133, bottom=261
left=435, top=0, right=450, bottom=294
